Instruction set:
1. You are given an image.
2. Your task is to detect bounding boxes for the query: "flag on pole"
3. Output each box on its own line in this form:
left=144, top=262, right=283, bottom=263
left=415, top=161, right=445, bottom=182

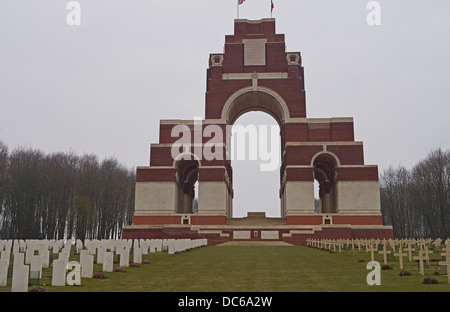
left=237, top=0, right=245, bottom=19
left=271, top=0, right=274, bottom=12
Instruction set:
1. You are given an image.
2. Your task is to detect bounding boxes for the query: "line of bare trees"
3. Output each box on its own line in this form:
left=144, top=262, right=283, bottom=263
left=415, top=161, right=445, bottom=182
left=380, top=148, right=450, bottom=239
left=0, top=141, right=135, bottom=241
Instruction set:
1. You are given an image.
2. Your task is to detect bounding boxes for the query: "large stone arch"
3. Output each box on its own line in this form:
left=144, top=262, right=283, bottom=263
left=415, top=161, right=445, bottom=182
left=221, top=86, right=290, bottom=126
left=221, top=87, right=287, bottom=219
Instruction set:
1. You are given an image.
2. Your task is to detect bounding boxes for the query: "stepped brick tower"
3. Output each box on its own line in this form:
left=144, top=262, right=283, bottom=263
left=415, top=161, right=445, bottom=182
left=122, top=19, right=394, bottom=245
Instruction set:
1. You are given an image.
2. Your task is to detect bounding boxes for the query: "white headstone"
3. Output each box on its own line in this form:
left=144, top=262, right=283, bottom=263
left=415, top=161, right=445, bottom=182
left=13, top=252, right=24, bottom=267
left=18, top=240, right=26, bottom=253
left=80, top=250, right=89, bottom=257
left=97, top=246, right=106, bottom=264
left=11, top=265, right=29, bottom=292
left=156, top=239, right=163, bottom=252
left=148, top=241, right=156, bottom=253
left=140, top=239, right=149, bottom=254
left=12, top=240, right=19, bottom=254
left=80, top=254, right=94, bottom=278
left=30, top=255, right=43, bottom=279
left=51, top=241, right=60, bottom=254
left=0, top=259, right=8, bottom=287
left=86, top=240, right=98, bottom=256
left=25, top=248, right=34, bottom=264
left=76, top=240, right=83, bottom=253
left=168, top=240, right=175, bottom=254
left=64, top=240, right=72, bottom=251
left=1, top=251, right=10, bottom=266
left=119, top=248, right=129, bottom=267
left=59, top=251, right=70, bottom=263
left=52, top=259, right=67, bottom=286
left=41, top=249, right=50, bottom=269
left=102, top=251, right=113, bottom=272
left=133, top=247, right=142, bottom=264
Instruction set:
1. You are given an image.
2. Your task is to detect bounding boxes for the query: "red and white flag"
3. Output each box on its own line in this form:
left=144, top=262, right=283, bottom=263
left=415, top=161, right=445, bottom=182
left=238, top=0, right=245, bottom=5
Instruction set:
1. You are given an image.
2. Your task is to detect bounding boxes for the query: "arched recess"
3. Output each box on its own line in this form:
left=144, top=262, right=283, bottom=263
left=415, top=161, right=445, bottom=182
left=173, top=155, right=200, bottom=214
left=312, top=152, right=339, bottom=214
left=221, top=86, right=290, bottom=126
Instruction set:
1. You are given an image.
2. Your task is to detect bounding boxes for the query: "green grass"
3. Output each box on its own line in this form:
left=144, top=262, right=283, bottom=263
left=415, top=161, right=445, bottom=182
left=1, top=245, right=450, bottom=292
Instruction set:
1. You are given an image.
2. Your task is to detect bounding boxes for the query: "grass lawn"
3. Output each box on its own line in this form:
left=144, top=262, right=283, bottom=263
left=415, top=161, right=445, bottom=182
left=1, top=245, right=449, bottom=292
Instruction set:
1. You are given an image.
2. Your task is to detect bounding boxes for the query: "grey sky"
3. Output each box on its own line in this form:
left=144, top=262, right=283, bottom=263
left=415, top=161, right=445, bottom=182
left=1, top=1, right=449, bottom=217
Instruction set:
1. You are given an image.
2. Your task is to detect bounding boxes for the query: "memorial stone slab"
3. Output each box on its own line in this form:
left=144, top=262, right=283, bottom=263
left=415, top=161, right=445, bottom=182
left=11, top=265, right=29, bottom=292
left=30, top=255, right=43, bottom=279
left=52, top=259, right=67, bottom=286
left=0, top=259, right=8, bottom=287
left=102, top=251, right=113, bottom=272
left=81, top=254, right=94, bottom=278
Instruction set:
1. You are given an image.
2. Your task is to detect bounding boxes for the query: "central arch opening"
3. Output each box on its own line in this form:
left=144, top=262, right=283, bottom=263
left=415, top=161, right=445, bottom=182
left=221, top=88, right=288, bottom=224
left=230, top=111, right=282, bottom=218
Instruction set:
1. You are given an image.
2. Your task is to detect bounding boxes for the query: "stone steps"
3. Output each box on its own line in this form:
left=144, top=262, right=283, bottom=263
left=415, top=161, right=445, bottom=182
left=226, top=217, right=286, bottom=226
left=217, top=241, right=294, bottom=247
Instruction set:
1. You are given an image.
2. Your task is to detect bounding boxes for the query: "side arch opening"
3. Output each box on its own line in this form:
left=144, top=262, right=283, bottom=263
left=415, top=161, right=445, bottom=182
left=312, top=152, right=339, bottom=214
left=174, top=157, right=200, bottom=215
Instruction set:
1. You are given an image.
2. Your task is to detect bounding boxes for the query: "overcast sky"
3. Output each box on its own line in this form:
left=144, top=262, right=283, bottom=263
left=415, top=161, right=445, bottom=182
left=1, top=1, right=449, bottom=217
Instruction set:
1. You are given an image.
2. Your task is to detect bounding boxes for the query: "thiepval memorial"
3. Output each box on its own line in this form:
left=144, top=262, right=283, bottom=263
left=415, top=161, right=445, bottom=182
left=122, top=19, right=394, bottom=245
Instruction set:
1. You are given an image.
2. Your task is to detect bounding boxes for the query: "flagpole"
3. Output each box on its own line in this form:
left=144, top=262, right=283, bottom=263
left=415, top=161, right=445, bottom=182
left=238, top=1, right=240, bottom=19
left=272, top=0, right=275, bottom=18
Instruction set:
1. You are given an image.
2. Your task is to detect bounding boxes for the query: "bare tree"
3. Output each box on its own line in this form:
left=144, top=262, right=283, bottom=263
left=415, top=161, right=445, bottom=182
left=0, top=141, right=8, bottom=236
left=2, top=147, right=45, bottom=238
left=410, top=148, right=450, bottom=239
left=0, top=143, right=135, bottom=240
left=380, top=148, right=450, bottom=239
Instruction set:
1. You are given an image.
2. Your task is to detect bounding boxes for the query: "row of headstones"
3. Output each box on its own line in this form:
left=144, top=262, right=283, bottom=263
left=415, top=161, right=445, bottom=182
left=80, top=238, right=208, bottom=259
left=306, top=237, right=450, bottom=281
left=0, top=239, right=72, bottom=291
left=0, top=238, right=208, bottom=291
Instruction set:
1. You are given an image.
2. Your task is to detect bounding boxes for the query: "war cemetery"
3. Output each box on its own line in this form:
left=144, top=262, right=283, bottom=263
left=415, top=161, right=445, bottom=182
left=0, top=2, right=449, bottom=299
left=1, top=237, right=450, bottom=293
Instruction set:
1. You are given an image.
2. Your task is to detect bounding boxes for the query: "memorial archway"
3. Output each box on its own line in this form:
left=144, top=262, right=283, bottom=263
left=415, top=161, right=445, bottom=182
left=223, top=88, right=287, bottom=219
left=124, top=18, right=393, bottom=244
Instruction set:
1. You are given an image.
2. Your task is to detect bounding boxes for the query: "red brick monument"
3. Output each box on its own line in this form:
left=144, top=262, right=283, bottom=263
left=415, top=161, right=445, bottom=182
left=122, top=19, right=394, bottom=245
